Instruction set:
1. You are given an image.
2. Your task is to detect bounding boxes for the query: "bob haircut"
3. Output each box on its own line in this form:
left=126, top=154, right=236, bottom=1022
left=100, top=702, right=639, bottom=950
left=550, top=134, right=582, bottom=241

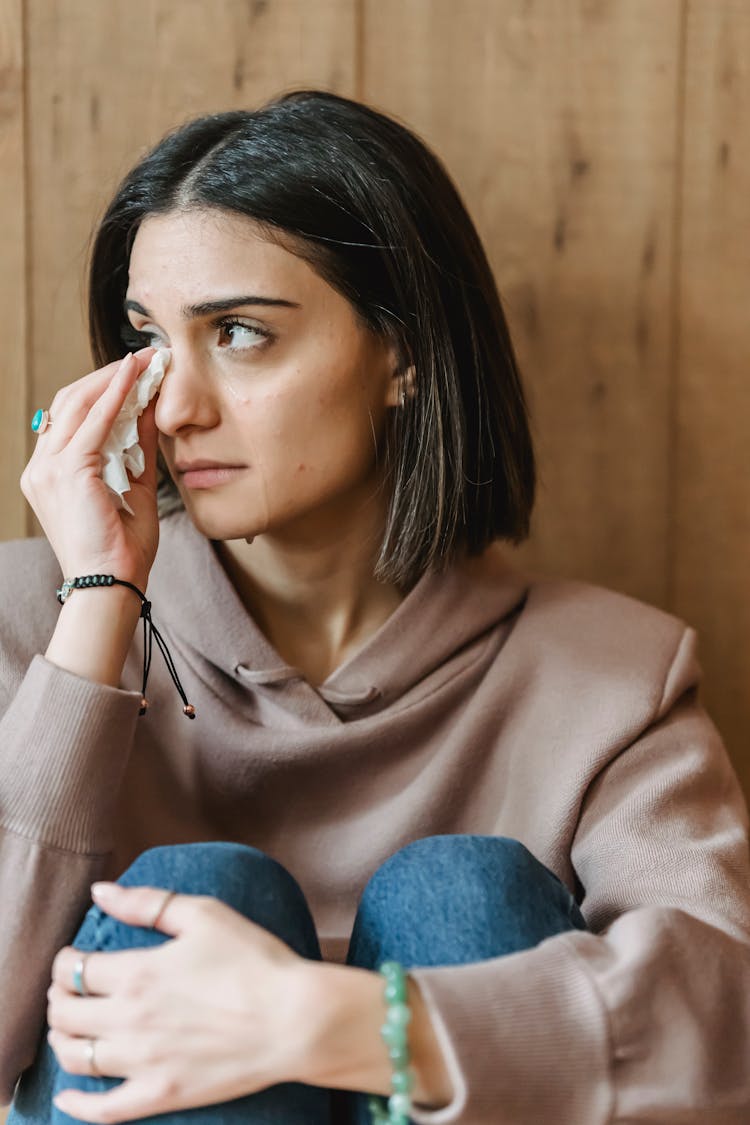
left=88, top=89, right=536, bottom=588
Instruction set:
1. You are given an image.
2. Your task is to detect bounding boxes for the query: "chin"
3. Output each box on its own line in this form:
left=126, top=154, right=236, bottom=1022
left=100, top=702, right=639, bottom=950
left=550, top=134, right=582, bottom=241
left=181, top=497, right=265, bottom=543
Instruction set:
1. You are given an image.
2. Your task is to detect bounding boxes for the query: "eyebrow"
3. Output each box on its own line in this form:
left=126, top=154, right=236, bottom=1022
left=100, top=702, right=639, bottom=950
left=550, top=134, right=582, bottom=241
left=123, top=295, right=301, bottom=319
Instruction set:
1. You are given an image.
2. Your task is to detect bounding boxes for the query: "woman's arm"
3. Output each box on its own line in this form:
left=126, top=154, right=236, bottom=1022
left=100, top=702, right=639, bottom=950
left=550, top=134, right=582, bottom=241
left=2, top=343, right=166, bottom=1102
left=292, top=961, right=454, bottom=1110
left=0, top=674, right=143, bottom=1105
left=44, top=580, right=143, bottom=686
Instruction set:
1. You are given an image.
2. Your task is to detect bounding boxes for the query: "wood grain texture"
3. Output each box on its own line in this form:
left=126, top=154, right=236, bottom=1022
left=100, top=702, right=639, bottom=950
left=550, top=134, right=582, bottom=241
left=673, top=0, right=750, bottom=775
left=24, top=0, right=357, bottom=536
left=362, top=0, right=683, bottom=608
left=0, top=0, right=28, bottom=540
left=0, top=7, right=748, bottom=1116
left=1, top=1, right=747, bottom=786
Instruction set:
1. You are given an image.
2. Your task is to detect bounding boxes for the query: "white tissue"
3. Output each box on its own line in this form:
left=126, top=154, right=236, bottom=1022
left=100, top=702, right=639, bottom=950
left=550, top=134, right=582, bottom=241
left=102, top=347, right=171, bottom=515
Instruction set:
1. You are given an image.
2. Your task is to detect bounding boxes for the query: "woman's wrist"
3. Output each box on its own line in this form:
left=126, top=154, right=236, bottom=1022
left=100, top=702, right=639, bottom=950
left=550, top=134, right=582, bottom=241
left=292, top=960, right=453, bottom=1110
left=46, top=582, right=144, bottom=687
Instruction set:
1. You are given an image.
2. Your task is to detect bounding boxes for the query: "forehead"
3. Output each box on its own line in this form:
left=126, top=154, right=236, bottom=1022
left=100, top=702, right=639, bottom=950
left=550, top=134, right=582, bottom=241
left=126, top=209, right=317, bottom=299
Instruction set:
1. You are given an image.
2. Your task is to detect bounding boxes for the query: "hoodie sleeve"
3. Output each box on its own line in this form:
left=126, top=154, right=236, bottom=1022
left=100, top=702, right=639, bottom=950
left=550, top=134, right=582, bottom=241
left=408, top=627, right=750, bottom=1124
left=0, top=654, right=142, bottom=1105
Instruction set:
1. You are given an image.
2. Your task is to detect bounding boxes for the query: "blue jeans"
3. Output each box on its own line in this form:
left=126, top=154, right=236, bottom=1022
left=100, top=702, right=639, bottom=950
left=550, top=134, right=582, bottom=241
left=9, top=836, right=587, bottom=1125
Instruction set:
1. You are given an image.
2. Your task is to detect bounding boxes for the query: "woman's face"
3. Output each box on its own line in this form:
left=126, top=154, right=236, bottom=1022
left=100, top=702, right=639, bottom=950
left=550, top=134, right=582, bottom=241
left=125, top=208, right=401, bottom=544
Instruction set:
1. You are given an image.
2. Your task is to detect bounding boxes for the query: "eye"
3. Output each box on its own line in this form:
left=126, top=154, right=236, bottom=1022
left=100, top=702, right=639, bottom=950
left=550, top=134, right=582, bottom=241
left=119, top=317, right=272, bottom=353
left=120, top=322, right=155, bottom=351
left=216, top=317, right=271, bottom=351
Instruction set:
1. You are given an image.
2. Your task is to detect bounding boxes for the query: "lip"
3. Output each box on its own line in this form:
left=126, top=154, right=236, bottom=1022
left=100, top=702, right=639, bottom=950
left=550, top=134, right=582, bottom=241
left=180, top=466, right=247, bottom=489
left=175, top=460, right=246, bottom=473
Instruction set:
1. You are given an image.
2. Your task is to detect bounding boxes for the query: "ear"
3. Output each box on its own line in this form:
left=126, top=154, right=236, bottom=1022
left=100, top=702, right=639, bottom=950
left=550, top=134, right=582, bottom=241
left=383, top=347, right=417, bottom=409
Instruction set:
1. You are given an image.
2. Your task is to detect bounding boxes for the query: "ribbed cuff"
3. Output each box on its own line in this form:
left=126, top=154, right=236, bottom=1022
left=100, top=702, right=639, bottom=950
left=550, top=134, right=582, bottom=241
left=0, top=654, right=142, bottom=853
left=408, top=933, right=613, bottom=1125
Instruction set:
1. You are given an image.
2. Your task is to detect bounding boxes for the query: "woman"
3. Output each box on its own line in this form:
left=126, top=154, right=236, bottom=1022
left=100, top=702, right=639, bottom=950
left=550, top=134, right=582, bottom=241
left=2, top=89, right=749, bottom=1125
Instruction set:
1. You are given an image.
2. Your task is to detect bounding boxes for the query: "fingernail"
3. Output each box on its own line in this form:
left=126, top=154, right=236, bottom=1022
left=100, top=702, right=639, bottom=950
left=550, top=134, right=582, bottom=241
left=91, top=881, right=116, bottom=899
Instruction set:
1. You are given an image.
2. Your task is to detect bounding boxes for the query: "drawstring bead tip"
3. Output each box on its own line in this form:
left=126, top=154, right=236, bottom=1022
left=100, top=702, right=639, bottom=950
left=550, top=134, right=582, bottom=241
left=54, top=574, right=193, bottom=721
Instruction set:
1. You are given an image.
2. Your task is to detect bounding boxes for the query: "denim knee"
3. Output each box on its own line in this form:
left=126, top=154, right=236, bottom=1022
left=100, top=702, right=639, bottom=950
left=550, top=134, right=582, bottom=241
left=45, top=843, right=327, bottom=1125
left=347, top=834, right=586, bottom=969
left=76, top=841, right=322, bottom=962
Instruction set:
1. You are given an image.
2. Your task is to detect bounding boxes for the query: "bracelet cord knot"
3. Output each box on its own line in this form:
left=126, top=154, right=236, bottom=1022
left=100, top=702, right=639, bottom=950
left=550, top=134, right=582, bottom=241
left=56, top=574, right=196, bottom=719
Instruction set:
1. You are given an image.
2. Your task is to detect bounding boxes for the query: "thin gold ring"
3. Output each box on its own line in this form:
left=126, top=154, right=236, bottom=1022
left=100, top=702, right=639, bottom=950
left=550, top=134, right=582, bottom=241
left=149, top=889, right=176, bottom=930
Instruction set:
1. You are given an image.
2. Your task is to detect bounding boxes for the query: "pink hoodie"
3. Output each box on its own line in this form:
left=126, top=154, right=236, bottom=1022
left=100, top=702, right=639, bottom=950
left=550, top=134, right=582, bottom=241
left=1, top=508, right=749, bottom=1121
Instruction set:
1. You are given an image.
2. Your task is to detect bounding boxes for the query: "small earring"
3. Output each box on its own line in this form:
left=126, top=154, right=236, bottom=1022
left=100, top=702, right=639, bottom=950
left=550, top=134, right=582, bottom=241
left=400, top=387, right=406, bottom=408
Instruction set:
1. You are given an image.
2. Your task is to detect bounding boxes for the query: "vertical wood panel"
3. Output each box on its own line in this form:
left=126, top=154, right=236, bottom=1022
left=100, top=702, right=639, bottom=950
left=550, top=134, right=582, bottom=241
left=674, top=0, right=750, bottom=776
left=24, top=0, right=357, bottom=536
left=362, top=0, right=682, bottom=607
left=0, top=5, right=748, bottom=1117
left=0, top=0, right=27, bottom=541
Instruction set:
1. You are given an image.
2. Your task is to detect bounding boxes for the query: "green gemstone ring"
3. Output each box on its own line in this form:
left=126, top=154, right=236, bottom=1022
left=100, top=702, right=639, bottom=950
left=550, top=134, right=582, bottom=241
left=31, top=408, right=52, bottom=434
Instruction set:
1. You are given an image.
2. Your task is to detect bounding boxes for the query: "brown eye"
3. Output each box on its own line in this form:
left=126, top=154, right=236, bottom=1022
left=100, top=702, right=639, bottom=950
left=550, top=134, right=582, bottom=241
left=216, top=317, right=272, bottom=350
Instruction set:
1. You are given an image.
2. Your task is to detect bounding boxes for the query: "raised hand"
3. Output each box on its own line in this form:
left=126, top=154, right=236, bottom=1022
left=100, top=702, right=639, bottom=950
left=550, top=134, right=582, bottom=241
left=21, top=347, right=163, bottom=588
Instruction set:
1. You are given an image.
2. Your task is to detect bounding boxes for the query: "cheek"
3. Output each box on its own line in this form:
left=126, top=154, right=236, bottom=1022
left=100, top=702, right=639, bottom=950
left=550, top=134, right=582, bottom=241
left=241, top=382, right=378, bottom=475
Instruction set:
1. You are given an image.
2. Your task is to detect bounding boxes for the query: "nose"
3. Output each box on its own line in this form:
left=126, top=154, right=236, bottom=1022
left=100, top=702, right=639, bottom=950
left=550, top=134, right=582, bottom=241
left=153, top=345, right=221, bottom=436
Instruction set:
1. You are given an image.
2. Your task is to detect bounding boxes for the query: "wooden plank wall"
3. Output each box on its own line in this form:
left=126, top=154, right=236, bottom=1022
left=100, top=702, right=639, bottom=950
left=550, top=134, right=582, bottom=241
left=0, top=0, right=748, bottom=1110
left=0, top=0, right=27, bottom=541
left=363, top=0, right=681, bottom=602
left=0, top=0, right=747, bottom=785
left=675, top=1, right=749, bottom=784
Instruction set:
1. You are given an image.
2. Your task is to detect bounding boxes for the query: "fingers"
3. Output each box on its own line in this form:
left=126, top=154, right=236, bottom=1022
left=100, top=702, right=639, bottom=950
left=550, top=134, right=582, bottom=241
left=66, top=351, right=158, bottom=458
left=50, top=886, right=193, bottom=1001
left=38, top=347, right=157, bottom=455
left=40, top=351, right=134, bottom=455
left=65, top=352, right=139, bottom=453
left=52, top=945, right=158, bottom=999
left=53, top=1078, right=168, bottom=1125
left=89, top=882, right=219, bottom=937
left=47, top=1029, right=125, bottom=1080
left=47, top=984, right=113, bottom=1036
left=93, top=883, right=178, bottom=931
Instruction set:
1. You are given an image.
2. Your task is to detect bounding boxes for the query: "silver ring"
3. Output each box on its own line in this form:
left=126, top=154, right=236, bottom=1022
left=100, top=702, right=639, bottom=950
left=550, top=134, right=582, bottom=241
left=72, top=954, right=91, bottom=997
left=149, top=889, right=175, bottom=930
left=84, top=1037, right=103, bottom=1078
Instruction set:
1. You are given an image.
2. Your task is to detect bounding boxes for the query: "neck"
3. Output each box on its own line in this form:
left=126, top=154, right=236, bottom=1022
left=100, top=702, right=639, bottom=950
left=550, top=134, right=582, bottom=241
left=213, top=486, right=405, bottom=685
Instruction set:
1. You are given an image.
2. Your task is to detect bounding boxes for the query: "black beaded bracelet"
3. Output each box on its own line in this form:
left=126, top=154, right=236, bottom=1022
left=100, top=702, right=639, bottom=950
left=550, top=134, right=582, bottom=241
left=56, top=574, right=196, bottom=720
left=57, top=575, right=117, bottom=599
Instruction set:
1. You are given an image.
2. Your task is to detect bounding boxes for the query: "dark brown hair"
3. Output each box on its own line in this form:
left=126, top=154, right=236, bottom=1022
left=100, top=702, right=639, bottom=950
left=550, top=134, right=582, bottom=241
left=88, top=89, right=536, bottom=587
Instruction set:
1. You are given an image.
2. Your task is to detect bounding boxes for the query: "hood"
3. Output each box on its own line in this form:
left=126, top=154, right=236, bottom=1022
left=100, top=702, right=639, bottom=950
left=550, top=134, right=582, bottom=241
left=150, top=509, right=530, bottom=719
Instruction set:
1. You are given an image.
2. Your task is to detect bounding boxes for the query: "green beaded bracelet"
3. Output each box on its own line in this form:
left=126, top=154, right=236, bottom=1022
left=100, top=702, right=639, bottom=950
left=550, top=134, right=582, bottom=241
left=367, top=960, right=414, bottom=1125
